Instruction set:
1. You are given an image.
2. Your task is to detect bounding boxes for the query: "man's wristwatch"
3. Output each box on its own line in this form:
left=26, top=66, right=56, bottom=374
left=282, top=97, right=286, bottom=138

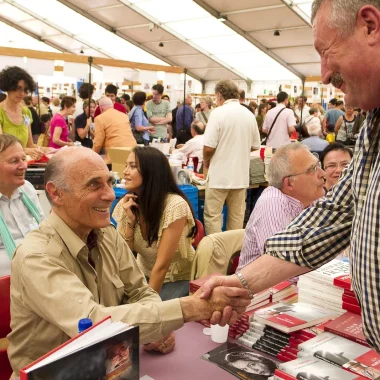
left=235, top=271, right=254, bottom=299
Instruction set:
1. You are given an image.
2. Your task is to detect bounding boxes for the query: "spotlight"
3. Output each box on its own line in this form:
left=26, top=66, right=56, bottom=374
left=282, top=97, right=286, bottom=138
left=274, top=30, right=280, bottom=36
left=159, top=42, right=164, bottom=47
left=80, top=49, right=84, bottom=54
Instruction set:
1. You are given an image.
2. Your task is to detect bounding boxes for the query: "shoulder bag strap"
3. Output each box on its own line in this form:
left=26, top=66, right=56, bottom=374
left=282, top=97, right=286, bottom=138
left=266, top=107, right=287, bottom=140
left=201, top=111, right=208, bottom=124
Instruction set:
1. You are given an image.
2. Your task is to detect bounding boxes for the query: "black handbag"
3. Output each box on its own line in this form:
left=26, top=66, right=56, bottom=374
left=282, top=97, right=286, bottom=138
left=262, top=108, right=286, bottom=145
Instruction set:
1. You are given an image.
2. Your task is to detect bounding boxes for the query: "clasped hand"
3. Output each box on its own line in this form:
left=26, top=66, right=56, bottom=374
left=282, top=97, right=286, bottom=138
left=200, top=275, right=247, bottom=326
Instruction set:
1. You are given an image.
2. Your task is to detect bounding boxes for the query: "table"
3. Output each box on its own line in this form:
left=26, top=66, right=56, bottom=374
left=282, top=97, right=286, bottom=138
left=140, top=322, right=236, bottom=380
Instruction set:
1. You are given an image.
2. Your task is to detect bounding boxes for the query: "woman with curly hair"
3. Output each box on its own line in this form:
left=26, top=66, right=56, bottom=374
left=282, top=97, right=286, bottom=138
left=112, top=146, right=198, bottom=301
left=0, top=66, right=51, bottom=159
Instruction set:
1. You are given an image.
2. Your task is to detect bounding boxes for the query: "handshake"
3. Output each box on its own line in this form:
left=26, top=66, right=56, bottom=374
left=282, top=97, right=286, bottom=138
left=179, top=274, right=249, bottom=326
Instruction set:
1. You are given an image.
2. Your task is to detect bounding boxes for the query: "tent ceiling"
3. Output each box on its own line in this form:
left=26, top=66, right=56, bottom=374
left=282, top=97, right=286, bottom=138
left=0, top=0, right=319, bottom=83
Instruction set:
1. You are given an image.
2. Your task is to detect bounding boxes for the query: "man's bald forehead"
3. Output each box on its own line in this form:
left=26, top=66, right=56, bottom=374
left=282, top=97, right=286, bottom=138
left=54, top=147, right=105, bottom=168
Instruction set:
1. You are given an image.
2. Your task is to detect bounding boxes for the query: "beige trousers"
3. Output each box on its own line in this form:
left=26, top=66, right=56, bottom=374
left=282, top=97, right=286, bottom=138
left=204, top=183, right=246, bottom=235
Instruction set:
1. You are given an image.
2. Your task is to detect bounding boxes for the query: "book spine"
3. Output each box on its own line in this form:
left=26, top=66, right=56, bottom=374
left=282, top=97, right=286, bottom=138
left=342, top=294, right=359, bottom=306
left=343, top=302, right=362, bottom=315
left=324, top=326, right=369, bottom=347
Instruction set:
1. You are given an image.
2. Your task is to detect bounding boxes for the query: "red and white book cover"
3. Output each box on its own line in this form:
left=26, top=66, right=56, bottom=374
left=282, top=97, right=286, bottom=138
left=324, top=311, right=368, bottom=347
left=253, top=302, right=335, bottom=333
left=299, top=332, right=380, bottom=372
left=302, top=259, right=350, bottom=286
left=278, top=356, right=365, bottom=380
left=343, top=351, right=380, bottom=379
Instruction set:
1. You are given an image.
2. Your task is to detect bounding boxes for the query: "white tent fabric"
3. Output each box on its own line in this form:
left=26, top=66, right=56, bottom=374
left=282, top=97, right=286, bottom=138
left=0, top=0, right=318, bottom=82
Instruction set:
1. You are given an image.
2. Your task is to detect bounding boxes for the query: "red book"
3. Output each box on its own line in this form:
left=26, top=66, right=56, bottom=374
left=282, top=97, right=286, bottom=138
left=325, top=311, right=368, bottom=347
left=345, top=288, right=357, bottom=297
left=343, top=301, right=362, bottom=315
left=343, top=294, right=360, bottom=306
left=334, top=274, right=352, bottom=290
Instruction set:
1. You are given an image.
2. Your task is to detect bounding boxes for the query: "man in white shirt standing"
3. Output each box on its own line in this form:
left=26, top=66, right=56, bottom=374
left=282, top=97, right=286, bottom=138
left=172, top=121, right=205, bottom=171
left=294, top=95, right=310, bottom=125
left=0, top=134, right=44, bottom=276
left=262, top=92, right=296, bottom=149
left=203, top=80, right=261, bottom=235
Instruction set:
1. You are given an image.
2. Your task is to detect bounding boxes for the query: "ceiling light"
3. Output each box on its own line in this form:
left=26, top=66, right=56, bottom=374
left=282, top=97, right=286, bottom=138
left=217, top=16, right=227, bottom=22
left=274, top=30, right=280, bottom=36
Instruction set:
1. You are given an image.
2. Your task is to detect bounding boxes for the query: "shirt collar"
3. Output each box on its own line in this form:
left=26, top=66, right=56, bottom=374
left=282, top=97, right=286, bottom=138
left=270, top=186, right=304, bottom=211
left=0, top=186, right=23, bottom=201
left=47, top=211, right=104, bottom=259
left=223, top=99, right=239, bottom=105
left=276, top=104, right=286, bottom=109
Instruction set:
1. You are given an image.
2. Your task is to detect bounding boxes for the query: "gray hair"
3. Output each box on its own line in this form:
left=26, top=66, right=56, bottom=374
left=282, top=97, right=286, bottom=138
left=311, top=0, right=380, bottom=37
left=267, top=143, right=310, bottom=189
left=44, top=153, right=70, bottom=205
left=215, top=80, right=239, bottom=101
left=307, top=123, right=322, bottom=136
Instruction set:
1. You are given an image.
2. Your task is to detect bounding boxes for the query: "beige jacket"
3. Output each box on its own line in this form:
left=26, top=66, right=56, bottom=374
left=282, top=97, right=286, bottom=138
left=8, top=212, right=183, bottom=376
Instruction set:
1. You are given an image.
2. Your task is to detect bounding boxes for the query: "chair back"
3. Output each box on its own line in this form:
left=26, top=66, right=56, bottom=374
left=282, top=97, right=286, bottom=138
left=0, top=275, right=11, bottom=337
left=190, top=229, right=245, bottom=280
left=192, top=219, right=204, bottom=249
left=0, top=275, right=12, bottom=380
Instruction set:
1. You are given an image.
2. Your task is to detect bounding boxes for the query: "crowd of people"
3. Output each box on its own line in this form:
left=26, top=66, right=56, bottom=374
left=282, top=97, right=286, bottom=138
left=4, top=0, right=380, bottom=376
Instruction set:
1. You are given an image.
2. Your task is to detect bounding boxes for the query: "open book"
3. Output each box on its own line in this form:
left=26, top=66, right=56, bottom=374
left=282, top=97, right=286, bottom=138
left=20, top=317, right=139, bottom=380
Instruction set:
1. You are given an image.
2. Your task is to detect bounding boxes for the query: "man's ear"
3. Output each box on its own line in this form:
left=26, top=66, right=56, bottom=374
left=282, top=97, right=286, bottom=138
left=357, top=5, right=380, bottom=46
left=282, top=176, right=294, bottom=192
left=46, top=182, right=64, bottom=206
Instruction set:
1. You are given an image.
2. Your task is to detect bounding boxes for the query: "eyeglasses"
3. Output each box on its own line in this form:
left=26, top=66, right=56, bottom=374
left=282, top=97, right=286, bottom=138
left=324, top=161, right=350, bottom=171
left=286, top=161, right=322, bottom=178
left=15, top=86, right=29, bottom=94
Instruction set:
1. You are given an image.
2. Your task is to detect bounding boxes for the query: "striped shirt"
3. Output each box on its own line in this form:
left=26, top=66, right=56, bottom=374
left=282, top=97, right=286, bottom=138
left=264, top=110, right=380, bottom=352
left=237, top=186, right=303, bottom=272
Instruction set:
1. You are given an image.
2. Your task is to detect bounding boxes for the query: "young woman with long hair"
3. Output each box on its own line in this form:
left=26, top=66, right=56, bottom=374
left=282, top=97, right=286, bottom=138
left=113, top=146, right=198, bottom=301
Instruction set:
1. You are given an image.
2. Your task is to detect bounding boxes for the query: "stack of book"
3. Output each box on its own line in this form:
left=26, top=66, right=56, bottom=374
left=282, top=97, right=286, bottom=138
left=295, top=331, right=380, bottom=379
left=274, top=356, right=367, bottom=380
left=238, top=301, right=334, bottom=360
left=239, top=322, right=328, bottom=363
left=298, top=259, right=360, bottom=315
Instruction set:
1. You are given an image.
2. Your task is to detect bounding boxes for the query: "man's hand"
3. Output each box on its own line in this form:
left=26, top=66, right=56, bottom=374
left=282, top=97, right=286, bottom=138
left=180, top=285, right=250, bottom=327
left=200, top=275, right=242, bottom=299
left=143, top=332, right=175, bottom=354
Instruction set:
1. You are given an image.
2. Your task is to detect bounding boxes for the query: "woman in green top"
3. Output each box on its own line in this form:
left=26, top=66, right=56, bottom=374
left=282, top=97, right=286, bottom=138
left=0, top=66, right=50, bottom=160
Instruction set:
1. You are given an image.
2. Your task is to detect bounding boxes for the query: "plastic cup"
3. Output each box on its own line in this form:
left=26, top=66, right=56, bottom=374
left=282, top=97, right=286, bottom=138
left=211, top=324, right=229, bottom=343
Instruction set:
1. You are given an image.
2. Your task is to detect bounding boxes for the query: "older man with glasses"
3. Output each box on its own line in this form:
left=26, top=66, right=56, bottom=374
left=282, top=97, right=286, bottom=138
left=237, top=143, right=325, bottom=275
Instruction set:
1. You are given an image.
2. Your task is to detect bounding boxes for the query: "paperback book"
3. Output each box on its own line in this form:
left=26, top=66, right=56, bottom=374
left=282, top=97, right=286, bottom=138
left=276, top=356, right=365, bottom=380
left=20, top=317, right=139, bottom=380
left=253, top=302, right=335, bottom=333
left=202, top=342, right=281, bottom=380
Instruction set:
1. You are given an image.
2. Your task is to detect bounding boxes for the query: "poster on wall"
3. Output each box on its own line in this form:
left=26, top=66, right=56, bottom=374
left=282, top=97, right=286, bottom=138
left=294, top=85, right=298, bottom=94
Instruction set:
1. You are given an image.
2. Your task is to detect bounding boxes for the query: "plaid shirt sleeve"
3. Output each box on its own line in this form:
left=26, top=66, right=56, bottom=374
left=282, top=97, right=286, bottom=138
left=264, top=161, right=355, bottom=269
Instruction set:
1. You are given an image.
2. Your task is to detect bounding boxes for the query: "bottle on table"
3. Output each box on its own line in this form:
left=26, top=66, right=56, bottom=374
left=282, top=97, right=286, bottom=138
left=187, top=158, right=194, bottom=172
left=78, top=318, right=92, bottom=333
left=113, top=172, right=121, bottom=185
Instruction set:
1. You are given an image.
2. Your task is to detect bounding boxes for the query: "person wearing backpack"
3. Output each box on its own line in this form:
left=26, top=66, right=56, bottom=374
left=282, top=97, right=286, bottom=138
left=262, top=92, right=296, bottom=149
